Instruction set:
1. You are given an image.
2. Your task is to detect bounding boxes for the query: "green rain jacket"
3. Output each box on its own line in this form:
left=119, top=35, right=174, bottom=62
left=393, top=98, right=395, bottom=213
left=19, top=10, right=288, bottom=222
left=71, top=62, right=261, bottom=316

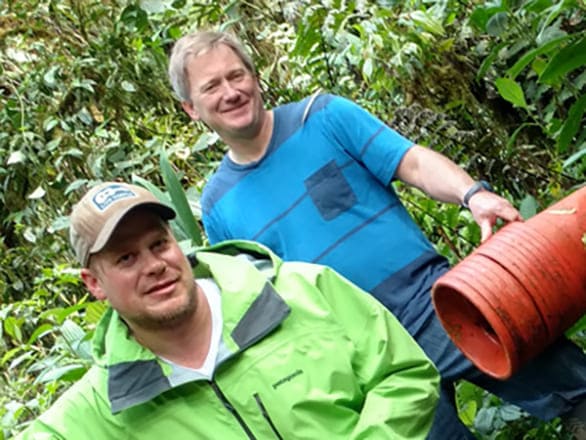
left=18, top=240, right=439, bottom=439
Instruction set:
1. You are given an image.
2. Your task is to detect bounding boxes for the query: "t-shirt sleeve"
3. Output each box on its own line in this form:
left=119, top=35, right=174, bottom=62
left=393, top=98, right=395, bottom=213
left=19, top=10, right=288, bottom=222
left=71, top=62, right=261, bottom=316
left=322, top=95, right=415, bottom=185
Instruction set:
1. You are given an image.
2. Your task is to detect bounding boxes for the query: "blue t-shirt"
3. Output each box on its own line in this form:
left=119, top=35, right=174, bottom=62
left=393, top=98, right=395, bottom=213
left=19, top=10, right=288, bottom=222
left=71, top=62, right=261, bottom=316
left=201, top=94, right=449, bottom=330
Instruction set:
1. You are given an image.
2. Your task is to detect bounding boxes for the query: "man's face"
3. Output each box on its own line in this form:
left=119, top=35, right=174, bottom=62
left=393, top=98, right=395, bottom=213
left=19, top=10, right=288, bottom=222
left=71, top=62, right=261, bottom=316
left=181, top=44, right=265, bottom=141
left=81, top=208, right=197, bottom=332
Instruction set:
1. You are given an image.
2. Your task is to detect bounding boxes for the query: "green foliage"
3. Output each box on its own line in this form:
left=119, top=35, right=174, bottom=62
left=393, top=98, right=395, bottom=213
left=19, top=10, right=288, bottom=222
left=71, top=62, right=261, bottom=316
left=0, top=265, right=96, bottom=437
left=470, top=0, right=586, bottom=184
left=456, top=381, right=571, bottom=439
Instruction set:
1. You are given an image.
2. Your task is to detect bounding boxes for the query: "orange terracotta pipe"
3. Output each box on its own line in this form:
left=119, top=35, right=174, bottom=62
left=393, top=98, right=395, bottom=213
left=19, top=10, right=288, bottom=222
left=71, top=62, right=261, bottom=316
left=432, top=186, right=586, bottom=379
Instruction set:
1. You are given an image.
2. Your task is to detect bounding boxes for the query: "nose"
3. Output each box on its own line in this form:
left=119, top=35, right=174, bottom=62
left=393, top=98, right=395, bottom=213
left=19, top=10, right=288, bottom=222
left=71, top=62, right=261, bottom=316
left=221, top=80, right=240, bottom=101
left=143, top=251, right=166, bottom=276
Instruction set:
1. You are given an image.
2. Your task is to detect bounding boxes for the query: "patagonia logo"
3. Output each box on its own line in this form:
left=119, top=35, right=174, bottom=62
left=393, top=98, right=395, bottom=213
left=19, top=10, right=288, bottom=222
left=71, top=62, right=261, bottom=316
left=92, top=184, right=137, bottom=211
left=272, top=369, right=303, bottom=390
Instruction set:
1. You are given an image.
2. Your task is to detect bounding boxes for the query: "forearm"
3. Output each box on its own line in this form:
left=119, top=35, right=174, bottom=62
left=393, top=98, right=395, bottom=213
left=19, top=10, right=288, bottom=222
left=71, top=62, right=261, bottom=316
left=395, top=144, right=522, bottom=240
left=395, top=145, right=475, bottom=205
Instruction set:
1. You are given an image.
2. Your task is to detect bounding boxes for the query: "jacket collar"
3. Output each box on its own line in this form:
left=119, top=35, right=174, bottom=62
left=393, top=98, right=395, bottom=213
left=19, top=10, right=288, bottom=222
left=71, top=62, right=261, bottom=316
left=105, top=282, right=290, bottom=413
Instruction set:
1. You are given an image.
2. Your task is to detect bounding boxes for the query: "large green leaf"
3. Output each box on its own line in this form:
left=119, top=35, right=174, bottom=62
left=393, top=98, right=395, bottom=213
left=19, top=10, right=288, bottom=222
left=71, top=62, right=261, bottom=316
left=486, top=12, right=509, bottom=37
left=539, top=36, right=586, bottom=85
left=495, top=77, right=528, bottom=109
left=519, top=194, right=539, bottom=219
left=35, top=364, right=88, bottom=384
left=85, top=301, right=109, bottom=326
left=506, top=35, right=570, bottom=79
left=469, top=6, right=506, bottom=32
left=160, top=151, right=202, bottom=246
left=60, top=319, right=92, bottom=360
left=557, top=94, right=586, bottom=153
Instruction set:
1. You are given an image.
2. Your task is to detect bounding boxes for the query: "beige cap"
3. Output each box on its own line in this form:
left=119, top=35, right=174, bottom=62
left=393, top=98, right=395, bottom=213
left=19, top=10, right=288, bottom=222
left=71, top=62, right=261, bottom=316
left=69, top=182, right=176, bottom=266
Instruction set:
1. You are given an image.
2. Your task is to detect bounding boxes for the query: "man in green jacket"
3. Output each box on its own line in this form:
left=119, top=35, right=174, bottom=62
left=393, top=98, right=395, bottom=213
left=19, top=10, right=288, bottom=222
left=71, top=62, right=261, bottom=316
left=18, top=181, right=439, bottom=439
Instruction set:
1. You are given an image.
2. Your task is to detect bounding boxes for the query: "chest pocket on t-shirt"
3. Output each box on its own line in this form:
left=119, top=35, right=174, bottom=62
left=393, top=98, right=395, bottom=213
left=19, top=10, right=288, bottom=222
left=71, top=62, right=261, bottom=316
left=304, top=160, right=357, bottom=221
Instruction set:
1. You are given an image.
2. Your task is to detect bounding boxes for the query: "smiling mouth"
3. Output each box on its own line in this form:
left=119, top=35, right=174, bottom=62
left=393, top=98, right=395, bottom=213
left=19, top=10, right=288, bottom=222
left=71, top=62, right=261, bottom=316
left=146, top=279, right=177, bottom=296
left=223, top=100, right=249, bottom=114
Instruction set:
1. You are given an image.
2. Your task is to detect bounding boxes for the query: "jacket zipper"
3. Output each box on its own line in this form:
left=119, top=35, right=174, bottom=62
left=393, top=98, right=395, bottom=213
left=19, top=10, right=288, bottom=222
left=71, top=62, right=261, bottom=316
left=254, top=392, right=284, bottom=440
left=210, top=380, right=256, bottom=439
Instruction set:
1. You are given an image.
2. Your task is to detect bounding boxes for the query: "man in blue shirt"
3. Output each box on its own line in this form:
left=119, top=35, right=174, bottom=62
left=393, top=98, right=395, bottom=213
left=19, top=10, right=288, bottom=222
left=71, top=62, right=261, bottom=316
left=168, top=30, right=586, bottom=439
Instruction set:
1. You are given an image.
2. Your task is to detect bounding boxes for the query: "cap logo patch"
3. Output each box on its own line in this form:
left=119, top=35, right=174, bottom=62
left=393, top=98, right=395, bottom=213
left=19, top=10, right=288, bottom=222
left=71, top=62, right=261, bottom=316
left=92, top=184, right=138, bottom=211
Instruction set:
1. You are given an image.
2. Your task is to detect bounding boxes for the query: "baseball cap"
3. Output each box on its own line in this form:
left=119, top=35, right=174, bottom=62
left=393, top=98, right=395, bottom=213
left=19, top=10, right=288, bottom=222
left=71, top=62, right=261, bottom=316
left=69, top=182, right=176, bottom=266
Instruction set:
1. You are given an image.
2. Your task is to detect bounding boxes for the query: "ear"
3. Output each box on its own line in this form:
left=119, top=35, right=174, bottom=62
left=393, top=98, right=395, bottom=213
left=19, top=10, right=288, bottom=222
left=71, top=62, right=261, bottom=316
left=81, top=268, right=107, bottom=301
left=182, top=100, right=200, bottom=121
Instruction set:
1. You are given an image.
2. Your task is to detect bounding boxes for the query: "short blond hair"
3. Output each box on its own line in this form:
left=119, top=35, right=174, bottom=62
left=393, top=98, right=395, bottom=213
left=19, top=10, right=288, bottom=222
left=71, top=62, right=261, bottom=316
left=168, top=30, right=256, bottom=102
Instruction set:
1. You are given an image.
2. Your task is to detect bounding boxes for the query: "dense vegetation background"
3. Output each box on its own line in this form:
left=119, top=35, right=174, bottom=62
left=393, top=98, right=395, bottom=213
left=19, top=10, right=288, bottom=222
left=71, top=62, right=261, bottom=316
left=1, top=0, right=584, bottom=438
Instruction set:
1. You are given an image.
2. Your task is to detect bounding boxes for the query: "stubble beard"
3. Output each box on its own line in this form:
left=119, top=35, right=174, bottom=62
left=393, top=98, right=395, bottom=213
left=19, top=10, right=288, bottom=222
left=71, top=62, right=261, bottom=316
left=130, top=283, right=198, bottom=331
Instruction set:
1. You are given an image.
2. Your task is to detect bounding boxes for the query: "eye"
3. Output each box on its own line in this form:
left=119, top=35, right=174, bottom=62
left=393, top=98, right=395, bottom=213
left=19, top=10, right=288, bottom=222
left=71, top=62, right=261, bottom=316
left=116, top=253, right=135, bottom=267
left=152, top=237, right=169, bottom=252
left=201, top=82, right=219, bottom=93
left=230, top=70, right=246, bottom=81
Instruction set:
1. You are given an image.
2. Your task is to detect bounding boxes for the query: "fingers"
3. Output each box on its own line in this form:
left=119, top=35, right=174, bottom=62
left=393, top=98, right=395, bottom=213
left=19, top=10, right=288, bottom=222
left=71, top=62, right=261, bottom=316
left=480, top=219, right=493, bottom=242
left=490, top=195, right=522, bottom=222
left=469, top=193, right=522, bottom=241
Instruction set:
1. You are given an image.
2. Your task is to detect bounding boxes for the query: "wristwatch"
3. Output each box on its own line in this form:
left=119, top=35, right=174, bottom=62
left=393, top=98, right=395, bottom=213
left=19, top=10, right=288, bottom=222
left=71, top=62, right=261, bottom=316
left=462, top=180, right=493, bottom=209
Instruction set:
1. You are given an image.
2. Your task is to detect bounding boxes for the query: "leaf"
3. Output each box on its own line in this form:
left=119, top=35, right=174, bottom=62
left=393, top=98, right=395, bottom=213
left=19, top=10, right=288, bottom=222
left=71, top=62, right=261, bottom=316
left=27, top=186, right=46, bottom=200
left=519, top=194, right=539, bottom=219
left=458, top=400, right=477, bottom=426
left=77, top=108, right=94, bottom=125
left=43, top=65, right=59, bottom=88
left=539, top=37, right=586, bottom=85
left=557, top=94, right=586, bottom=153
left=562, top=145, right=586, bottom=169
left=475, top=407, right=497, bottom=434
left=85, top=301, right=108, bottom=325
left=139, top=0, right=173, bottom=14
left=43, top=117, right=60, bottom=132
left=121, top=80, right=136, bottom=92
left=486, top=12, right=509, bottom=37
left=120, top=4, right=149, bottom=32
left=4, top=316, right=23, bottom=342
left=35, top=364, right=88, bottom=384
left=498, top=404, right=523, bottom=421
left=27, top=323, right=54, bottom=344
left=495, top=78, right=528, bottom=109
left=192, top=132, right=219, bottom=152
left=46, top=138, right=62, bottom=151
left=536, top=0, right=567, bottom=42
left=407, top=10, right=445, bottom=36
left=159, top=151, right=202, bottom=245
left=566, top=313, right=586, bottom=338
left=7, top=151, right=26, bottom=165
left=506, top=122, right=540, bottom=154
left=9, top=351, right=34, bottom=370
left=60, top=319, right=92, bottom=360
left=469, top=6, right=505, bottom=32
left=1, top=347, right=24, bottom=366
left=64, top=179, right=89, bottom=195
left=71, top=79, right=96, bottom=92
left=362, top=57, right=373, bottom=80
left=506, top=35, right=570, bottom=79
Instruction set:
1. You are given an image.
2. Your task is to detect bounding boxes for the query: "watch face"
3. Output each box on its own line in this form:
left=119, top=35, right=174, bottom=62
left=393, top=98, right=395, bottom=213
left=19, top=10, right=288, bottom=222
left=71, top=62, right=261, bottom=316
left=480, top=180, right=493, bottom=192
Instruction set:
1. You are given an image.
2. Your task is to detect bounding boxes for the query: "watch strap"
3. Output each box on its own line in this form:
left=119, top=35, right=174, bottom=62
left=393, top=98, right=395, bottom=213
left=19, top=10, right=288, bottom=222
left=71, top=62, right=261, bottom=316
left=462, top=180, right=492, bottom=208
